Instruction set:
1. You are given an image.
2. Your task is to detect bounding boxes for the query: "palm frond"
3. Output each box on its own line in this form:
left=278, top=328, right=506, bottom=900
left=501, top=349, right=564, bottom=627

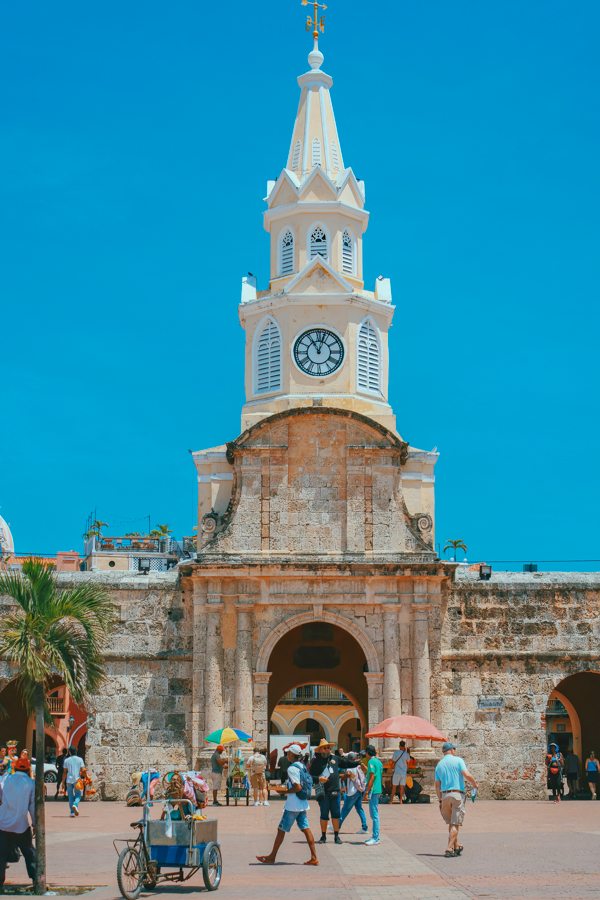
left=0, top=569, right=33, bottom=613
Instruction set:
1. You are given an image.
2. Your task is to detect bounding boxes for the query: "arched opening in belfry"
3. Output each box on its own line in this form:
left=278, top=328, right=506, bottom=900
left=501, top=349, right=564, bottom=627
left=267, top=621, right=368, bottom=751
left=545, top=672, right=600, bottom=770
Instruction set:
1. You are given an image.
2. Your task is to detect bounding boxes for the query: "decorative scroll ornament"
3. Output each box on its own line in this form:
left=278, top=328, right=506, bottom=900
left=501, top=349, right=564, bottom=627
left=416, top=515, right=433, bottom=533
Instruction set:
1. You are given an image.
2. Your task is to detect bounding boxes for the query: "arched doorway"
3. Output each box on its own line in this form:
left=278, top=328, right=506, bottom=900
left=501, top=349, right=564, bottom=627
left=0, top=677, right=87, bottom=762
left=266, top=620, right=369, bottom=749
left=546, top=672, right=600, bottom=767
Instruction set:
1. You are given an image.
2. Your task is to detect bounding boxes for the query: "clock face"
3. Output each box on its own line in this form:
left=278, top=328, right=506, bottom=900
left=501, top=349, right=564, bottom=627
left=293, top=327, right=344, bottom=376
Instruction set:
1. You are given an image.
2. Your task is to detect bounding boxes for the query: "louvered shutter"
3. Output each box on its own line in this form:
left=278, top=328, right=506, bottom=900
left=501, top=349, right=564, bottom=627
left=310, top=226, right=328, bottom=260
left=256, top=319, right=282, bottom=393
left=342, top=230, right=353, bottom=274
left=357, top=319, right=381, bottom=394
left=280, top=230, right=294, bottom=275
left=311, top=138, right=321, bottom=167
left=292, top=140, right=302, bottom=170
left=331, top=142, right=340, bottom=170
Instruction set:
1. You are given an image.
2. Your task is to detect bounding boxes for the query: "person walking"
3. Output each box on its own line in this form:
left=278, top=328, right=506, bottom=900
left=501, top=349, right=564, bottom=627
left=363, top=745, right=383, bottom=846
left=62, top=746, right=85, bottom=818
left=309, top=739, right=354, bottom=845
left=389, top=741, right=411, bottom=805
left=210, top=745, right=227, bottom=807
left=334, top=752, right=368, bottom=835
left=256, top=744, right=318, bottom=866
left=247, top=748, right=270, bottom=807
left=0, top=757, right=37, bottom=891
left=585, top=751, right=598, bottom=799
left=564, top=749, right=579, bottom=799
left=55, top=748, right=67, bottom=799
left=434, top=741, right=478, bottom=857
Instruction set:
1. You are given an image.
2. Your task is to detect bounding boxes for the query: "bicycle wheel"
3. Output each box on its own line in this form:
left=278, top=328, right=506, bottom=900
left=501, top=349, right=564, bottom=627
left=117, top=847, right=143, bottom=900
left=202, top=842, right=222, bottom=891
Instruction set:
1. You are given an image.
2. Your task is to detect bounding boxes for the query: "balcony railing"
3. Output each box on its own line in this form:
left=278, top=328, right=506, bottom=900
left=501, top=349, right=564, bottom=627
left=85, top=536, right=196, bottom=559
left=48, top=697, right=64, bottom=714
left=279, top=685, right=351, bottom=704
left=545, top=699, right=568, bottom=717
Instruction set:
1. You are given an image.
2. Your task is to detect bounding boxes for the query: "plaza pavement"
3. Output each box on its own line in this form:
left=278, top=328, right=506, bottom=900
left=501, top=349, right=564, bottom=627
left=5, top=795, right=600, bottom=900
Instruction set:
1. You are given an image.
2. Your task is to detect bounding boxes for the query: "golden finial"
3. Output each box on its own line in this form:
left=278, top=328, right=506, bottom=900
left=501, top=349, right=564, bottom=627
left=301, top=0, right=327, bottom=40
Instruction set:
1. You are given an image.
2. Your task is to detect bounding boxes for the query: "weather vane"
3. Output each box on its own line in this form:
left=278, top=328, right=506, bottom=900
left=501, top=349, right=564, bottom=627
left=301, top=0, right=326, bottom=40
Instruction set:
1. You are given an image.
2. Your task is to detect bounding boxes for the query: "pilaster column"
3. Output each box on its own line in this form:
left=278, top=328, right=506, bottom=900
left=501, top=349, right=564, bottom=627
left=252, top=672, right=272, bottom=747
left=383, top=606, right=401, bottom=746
left=412, top=583, right=432, bottom=753
left=191, top=578, right=207, bottom=767
left=364, top=672, right=384, bottom=752
left=234, top=604, right=254, bottom=735
left=205, top=603, right=224, bottom=737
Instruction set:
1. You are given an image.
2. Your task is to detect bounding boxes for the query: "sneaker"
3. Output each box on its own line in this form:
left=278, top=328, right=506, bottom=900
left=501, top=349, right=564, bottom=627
left=73, top=806, right=79, bottom=816
left=334, top=834, right=342, bottom=844
left=317, top=835, right=327, bottom=844
left=356, top=827, right=369, bottom=834
left=365, top=838, right=380, bottom=845
left=69, top=812, right=75, bottom=818
left=212, top=801, right=222, bottom=807
left=327, top=824, right=334, bottom=832
left=263, top=801, right=270, bottom=806
left=253, top=801, right=260, bottom=806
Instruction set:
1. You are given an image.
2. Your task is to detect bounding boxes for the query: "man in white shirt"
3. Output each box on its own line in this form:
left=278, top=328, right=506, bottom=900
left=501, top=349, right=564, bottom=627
left=62, top=747, right=85, bottom=818
left=256, top=744, right=318, bottom=866
left=390, top=741, right=411, bottom=805
left=247, top=749, right=270, bottom=807
left=0, top=758, right=36, bottom=890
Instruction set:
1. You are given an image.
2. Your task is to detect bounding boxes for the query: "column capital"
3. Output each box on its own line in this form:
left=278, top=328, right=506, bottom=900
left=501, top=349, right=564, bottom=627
left=235, top=603, right=254, bottom=613
left=411, top=602, right=430, bottom=612
left=206, top=602, right=224, bottom=613
left=253, top=672, right=273, bottom=684
left=364, top=672, right=384, bottom=684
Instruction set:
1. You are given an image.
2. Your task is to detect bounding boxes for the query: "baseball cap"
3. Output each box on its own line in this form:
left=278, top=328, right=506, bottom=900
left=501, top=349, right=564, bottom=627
left=442, top=742, right=456, bottom=752
left=286, top=743, right=302, bottom=755
left=346, top=751, right=358, bottom=760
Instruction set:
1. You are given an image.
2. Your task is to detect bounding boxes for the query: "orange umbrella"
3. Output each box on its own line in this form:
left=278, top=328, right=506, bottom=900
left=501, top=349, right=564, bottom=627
left=366, top=715, right=447, bottom=741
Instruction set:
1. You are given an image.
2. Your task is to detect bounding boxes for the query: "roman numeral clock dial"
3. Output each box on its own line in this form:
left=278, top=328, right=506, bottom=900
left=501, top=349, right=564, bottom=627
left=293, top=328, right=344, bottom=376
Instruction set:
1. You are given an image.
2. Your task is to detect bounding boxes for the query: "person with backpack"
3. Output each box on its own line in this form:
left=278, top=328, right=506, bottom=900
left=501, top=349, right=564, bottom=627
left=389, top=740, right=411, bottom=805
left=256, top=744, right=318, bottom=866
left=333, top=751, right=368, bottom=834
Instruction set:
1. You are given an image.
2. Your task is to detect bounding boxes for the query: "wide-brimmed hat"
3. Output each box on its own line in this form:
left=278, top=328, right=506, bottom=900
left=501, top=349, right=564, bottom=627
left=315, top=739, right=334, bottom=749
left=131, top=772, right=142, bottom=785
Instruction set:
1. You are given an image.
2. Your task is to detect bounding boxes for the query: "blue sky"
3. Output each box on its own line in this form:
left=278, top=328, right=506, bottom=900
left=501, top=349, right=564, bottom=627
left=1, top=0, right=599, bottom=569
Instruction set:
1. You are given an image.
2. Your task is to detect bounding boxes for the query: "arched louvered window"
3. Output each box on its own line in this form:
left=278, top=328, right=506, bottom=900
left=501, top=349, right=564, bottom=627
left=310, top=225, right=328, bottom=260
left=280, top=229, right=294, bottom=275
left=292, top=140, right=302, bottom=170
left=311, top=138, right=322, bottom=167
left=331, top=142, right=340, bottom=170
left=342, top=229, right=354, bottom=275
left=255, top=317, right=282, bottom=394
left=357, top=318, right=381, bottom=395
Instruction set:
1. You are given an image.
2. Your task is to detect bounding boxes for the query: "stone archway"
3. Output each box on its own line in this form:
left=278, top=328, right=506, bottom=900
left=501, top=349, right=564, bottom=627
left=256, top=610, right=380, bottom=674
left=548, top=671, right=600, bottom=769
left=253, top=612, right=383, bottom=748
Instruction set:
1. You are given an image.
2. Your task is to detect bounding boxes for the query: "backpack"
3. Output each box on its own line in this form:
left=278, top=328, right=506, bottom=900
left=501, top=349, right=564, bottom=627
left=288, top=762, right=313, bottom=801
left=548, top=756, right=561, bottom=776
left=350, top=766, right=366, bottom=792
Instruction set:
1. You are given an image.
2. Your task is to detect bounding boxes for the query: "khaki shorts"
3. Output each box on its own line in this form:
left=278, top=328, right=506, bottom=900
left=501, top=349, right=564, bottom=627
left=211, top=772, right=223, bottom=790
left=250, top=772, right=267, bottom=791
left=440, top=791, right=466, bottom=826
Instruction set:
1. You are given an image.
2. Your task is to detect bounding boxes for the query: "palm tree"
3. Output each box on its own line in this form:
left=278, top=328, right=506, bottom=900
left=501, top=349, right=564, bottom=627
left=0, top=559, right=115, bottom=893
left=149, top=523, right=172, bottom=538
left=443, top=539, right=468, bottom=561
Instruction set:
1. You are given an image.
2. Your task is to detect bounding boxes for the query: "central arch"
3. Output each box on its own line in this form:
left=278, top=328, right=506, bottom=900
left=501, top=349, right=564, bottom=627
left=256, top=610, right=380, bottom=674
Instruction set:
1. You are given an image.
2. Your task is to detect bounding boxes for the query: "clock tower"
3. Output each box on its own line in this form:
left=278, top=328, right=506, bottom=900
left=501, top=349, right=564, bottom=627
left=239, top=40, right=397, bottom=435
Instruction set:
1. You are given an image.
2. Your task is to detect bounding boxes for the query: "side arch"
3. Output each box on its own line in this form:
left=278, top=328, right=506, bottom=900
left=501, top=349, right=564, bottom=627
left=285, top=709, right=334, bottom=742
left=256, top=609, right=380, bottom=674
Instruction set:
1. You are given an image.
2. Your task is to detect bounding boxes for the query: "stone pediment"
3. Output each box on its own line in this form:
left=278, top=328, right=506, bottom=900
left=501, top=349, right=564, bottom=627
left=284, top=256, right=353, bottom=295
left=199, top=407, right=434, bottom=559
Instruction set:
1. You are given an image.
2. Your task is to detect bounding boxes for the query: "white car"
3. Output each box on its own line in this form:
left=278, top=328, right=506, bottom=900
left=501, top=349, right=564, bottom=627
left=31, top=760, right=59, bottom=783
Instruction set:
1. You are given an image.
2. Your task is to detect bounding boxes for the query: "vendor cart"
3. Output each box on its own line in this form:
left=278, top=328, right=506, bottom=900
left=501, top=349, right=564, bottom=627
left=225, top=759, right=249, bottom=806
left=115, top=800, right=221, bottom=898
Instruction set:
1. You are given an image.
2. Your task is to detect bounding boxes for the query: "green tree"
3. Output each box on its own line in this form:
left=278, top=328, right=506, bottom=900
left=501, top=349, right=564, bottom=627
left=443, top=539, right=468, bottom=561
left=150, top=523, right=172, bottom=538
left=0, top=559, right=115, bottom=893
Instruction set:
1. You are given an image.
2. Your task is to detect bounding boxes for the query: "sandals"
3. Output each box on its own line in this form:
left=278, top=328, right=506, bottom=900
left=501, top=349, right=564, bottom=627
left=444, top=846, right=464, bottom=858
left=444, top=850, right=456, bottom=857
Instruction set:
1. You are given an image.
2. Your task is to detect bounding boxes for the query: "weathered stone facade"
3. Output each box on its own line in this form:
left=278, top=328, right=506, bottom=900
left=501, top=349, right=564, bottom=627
left=3, top=564, right=599, bottom=800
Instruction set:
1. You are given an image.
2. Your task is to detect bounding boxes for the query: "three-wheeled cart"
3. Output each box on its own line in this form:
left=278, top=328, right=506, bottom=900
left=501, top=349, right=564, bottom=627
left=115, top=800, right=222, bottom=898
